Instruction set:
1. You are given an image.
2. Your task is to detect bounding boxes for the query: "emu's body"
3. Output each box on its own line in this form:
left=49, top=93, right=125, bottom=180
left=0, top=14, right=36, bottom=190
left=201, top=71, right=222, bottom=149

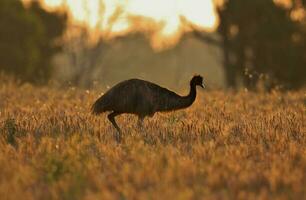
left=92, top=76, right=204, bottom=141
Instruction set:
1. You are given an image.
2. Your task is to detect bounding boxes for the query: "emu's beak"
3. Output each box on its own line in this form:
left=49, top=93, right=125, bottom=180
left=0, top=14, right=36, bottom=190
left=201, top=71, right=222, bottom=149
left=201, top=83, right=205, bottom=88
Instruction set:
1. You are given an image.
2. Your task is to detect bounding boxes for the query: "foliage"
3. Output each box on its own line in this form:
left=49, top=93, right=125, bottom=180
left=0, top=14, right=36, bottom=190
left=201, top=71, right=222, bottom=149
left=0, top=1, right=67, bottom=84
left=216, top=0, right=306, bottom=90
left=0, top=82, right=305, bottom=199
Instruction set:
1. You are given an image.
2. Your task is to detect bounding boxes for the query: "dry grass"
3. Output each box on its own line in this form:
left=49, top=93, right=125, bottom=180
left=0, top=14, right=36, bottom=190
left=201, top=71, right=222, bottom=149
left=0, top=82, right=305, bottom=200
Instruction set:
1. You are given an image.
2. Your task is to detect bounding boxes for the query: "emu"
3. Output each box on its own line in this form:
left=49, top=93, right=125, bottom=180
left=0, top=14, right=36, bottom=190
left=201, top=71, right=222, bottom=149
left=92, top=75, right=204, bottom=141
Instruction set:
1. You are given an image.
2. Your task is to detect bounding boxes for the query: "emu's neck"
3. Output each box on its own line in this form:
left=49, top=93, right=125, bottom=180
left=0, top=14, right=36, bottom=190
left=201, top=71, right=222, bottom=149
left=180, top=83, right=197, bottom=108
left=163, top=83, right=197, bottom=111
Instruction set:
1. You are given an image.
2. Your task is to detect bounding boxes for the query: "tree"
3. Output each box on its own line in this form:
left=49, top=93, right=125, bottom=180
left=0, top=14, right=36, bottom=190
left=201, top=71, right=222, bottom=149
left=62, top=1, right=124, bottom=88
left=0, top=0, right=67, bottom=84
left=216, top=0, right=306, bottom=90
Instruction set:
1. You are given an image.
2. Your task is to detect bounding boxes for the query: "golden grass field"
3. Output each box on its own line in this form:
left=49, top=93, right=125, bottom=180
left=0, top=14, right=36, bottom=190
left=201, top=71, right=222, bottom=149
left=0, top=82, right=305, bottom=200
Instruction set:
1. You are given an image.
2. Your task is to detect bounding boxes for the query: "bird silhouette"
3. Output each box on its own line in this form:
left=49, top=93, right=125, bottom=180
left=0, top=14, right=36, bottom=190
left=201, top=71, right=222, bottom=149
left=92, top=75, right=204, bottom=141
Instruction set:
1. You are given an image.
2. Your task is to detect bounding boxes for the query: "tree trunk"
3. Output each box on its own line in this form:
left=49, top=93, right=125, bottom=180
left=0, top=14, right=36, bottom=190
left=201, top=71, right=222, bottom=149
left=222, top=36, right=237, bottom=89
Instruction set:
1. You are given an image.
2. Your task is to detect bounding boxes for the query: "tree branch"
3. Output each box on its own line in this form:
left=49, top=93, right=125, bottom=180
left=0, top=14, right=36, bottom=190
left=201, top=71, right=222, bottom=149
left=192, top=30, right=222, bottom=47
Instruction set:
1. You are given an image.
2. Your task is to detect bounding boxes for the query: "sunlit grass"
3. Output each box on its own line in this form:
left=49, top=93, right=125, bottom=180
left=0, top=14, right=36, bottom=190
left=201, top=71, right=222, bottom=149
left=0, top=82, right=305, bottom=200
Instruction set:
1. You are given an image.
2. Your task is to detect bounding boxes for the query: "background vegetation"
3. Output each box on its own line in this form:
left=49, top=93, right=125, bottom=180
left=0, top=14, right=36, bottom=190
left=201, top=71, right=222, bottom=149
left=0, top=81, right=305, bottom=199
left=0, top=0, right=305, bottom=90
left=0, top=0, right=66, bottom=84
left=216, top=0, right=306, bottom=90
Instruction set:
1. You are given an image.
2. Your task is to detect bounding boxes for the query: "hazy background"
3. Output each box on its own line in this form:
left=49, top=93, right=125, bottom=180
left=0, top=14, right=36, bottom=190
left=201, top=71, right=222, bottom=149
left=0, top=0, right=305, bottom=91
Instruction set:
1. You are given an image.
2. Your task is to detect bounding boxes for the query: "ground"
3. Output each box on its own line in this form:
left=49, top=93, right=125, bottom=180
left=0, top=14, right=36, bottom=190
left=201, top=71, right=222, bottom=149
left=0, top=82, right=305, bottom=200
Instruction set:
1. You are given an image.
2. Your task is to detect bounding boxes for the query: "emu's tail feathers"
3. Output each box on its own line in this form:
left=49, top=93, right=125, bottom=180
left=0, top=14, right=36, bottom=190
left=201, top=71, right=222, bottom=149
left=91, top=97, right=107, bottom=115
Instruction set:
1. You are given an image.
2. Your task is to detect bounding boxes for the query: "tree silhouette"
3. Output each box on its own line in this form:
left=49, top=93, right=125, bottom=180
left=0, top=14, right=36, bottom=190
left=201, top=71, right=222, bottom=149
left=63, top=2, right=123, bottom=88
left=0, top=0, right=67, bottom=84
left=216, top=0, right=306, bottom=90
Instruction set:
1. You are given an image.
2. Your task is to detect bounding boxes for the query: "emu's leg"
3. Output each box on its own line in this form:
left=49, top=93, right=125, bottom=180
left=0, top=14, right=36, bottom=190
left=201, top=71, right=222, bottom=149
left=137, top=117, right=144, bottom=129
left=137, top=116, right=147, bottom=136
left=107, top=112, right=122, bottom=142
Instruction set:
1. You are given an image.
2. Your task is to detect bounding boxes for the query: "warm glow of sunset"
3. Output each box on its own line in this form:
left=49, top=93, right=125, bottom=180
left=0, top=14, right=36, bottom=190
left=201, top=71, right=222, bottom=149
left=26, top=0, right=218, bottom=49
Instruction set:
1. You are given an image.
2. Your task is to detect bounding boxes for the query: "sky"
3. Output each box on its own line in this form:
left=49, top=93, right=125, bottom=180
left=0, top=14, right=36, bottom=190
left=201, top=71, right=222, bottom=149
left=33, top=0, right=218, bottom=49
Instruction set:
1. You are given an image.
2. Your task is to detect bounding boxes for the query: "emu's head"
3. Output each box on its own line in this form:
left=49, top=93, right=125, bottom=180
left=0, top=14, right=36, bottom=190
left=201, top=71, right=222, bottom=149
left=190, top=75, right=205, bottom=88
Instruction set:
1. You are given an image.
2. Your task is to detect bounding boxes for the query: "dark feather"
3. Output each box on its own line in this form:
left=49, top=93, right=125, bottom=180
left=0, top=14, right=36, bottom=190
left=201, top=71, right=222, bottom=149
left=91, top=76, right=204, bottom=134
